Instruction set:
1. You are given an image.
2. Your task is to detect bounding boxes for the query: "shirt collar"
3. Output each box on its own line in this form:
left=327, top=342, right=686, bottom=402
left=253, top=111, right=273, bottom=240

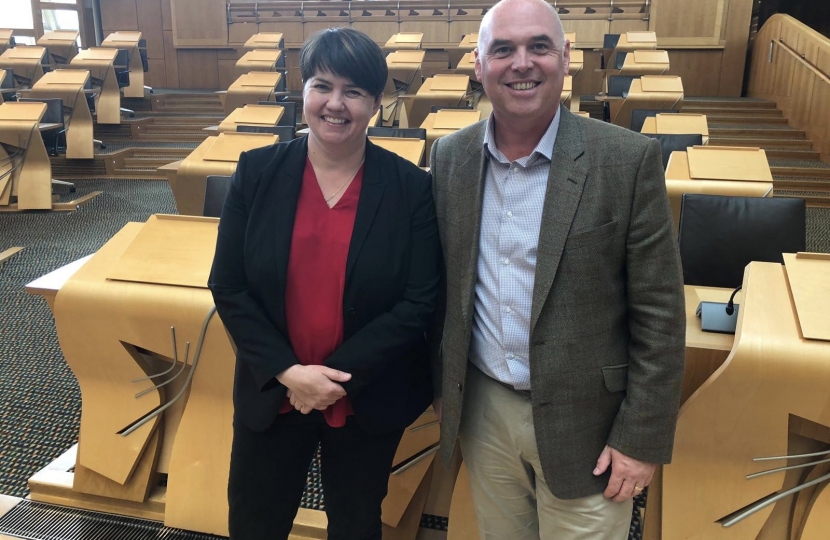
left=482, top=104, right=562, bottom=165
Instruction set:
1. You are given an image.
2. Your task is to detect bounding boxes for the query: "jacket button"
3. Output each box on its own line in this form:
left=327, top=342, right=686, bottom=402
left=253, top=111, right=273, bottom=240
left=457, top=383, right=463, bottom=392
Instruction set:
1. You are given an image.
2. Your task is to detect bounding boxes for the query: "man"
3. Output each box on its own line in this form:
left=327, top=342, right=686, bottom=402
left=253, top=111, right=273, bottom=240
left=429, top=0, right=686, bottom=537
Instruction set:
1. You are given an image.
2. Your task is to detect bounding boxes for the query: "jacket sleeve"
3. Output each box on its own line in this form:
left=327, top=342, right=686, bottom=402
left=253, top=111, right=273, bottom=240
left=208, top=151, right=300, bottom=391
left=606, top=138, right=686, bottom=464
left=427, top=137, right=446, bottom=398
left=324, top=167, right=442, bottom=395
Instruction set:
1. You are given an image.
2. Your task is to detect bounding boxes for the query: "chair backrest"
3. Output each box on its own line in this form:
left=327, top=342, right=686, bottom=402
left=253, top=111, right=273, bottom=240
left=18, top=97, right=64, bottom=124
left=259, top=100, right=296, bottom=126
left=677, top=194, right=806, bottom=288
left=603, top=34, right=621, bottom=49
left=430, top=105, right=474, bottom=113
left=642, top=133, right=702, bottom=168
left=114, top=48, right=131, bottom=88
left=138, top=39, right=149, bottom=72
left=614, top=51, right=628, bottom=70
left=203, top=175, right=233, bottom=217
left=629, top=108, right=679, bottom=132
left=367, top=127, right=427, bottom=140
left=608, top=75, right=639, bottom=98
left=236, top=124, right=295, bottom=140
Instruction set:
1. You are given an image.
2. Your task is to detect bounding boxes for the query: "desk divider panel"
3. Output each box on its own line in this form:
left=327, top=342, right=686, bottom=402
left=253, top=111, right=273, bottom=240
left=782, top=252, right=830, bottom=342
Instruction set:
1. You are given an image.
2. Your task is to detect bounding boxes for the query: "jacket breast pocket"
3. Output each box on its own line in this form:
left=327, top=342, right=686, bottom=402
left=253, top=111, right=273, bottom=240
left=601, top=363, right=628, bottom=393
left=565, top=221, right=618, bottom=251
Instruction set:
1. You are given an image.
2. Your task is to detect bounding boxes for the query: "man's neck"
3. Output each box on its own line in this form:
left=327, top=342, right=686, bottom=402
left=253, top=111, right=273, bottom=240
left=493, top=112, right=556, bottom=162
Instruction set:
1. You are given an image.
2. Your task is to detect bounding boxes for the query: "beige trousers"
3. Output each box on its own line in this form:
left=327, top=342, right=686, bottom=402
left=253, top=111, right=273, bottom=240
left=459, top=365, right=633, bottom=540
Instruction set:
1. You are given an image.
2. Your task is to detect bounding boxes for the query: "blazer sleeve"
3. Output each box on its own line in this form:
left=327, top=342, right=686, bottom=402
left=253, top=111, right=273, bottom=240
left=607, top=138, right=686, bottom=464
left=208, top=151, right=301, bottom=391
left=324, top=166, right=442, bottom=395
left=427, top=137, right=447, bottom=398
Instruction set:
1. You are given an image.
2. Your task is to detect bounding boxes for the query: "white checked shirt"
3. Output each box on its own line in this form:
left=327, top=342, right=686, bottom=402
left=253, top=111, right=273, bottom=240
left=469, top=111, right=561, bottom=391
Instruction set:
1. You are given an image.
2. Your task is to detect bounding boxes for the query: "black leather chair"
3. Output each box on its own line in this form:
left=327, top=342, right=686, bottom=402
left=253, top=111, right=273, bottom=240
left=614, top=51, right=628, bottom=70
left=203, top=175, right=233, bottom=218
left=138, top=38, right=153, bottom=94
left=601, top=34, right=621, bottom=69
left=677, top=194, right=806, bottom=288
left=114, top=49, right=135, bottom=117
left=607, top=75, right=640, bottom=98
left=367, top=127, right=427, bottom=140
left=642, top=133, right=703, bottom=169
left=258, top=100, right=296, bottom=126
left=18, top=97, right=65, bottom=155
left=236, top=124, right=295, bottom=140
left=629, top=108, right=679, bottom=132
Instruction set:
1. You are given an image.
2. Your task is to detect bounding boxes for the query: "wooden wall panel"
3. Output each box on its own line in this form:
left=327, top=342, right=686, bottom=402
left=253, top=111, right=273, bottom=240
left=667, top=50, right=723, bottom=96
left=561, top=20, right=608, bottom=47
left=100, top=0, right=139, bottom=31
left=136, top=0, right=165, bottom=60
left=655, top=0, right=720, bottom=38
left=572, top=50, right=603, bottom=97
left=718, top=0, right=754, bottom=95
left=171, top=0, right=228, bottom=47
left=285, top=49, right=302, bottom=94
left=608, top=20, right=649, bottom=35
left=163, top=30, right=180, bottom=88
left=217, top=60, right=237, bottom=90
left=177, top=49, right=219, bottom=89
left=146, top=59, right=167, bottom=88
left=161, top=0, right=173, bottom=32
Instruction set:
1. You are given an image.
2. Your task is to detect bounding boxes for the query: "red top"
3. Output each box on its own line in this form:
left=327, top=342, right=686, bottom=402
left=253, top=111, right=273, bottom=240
left=280, top=157, right=363, bottom=427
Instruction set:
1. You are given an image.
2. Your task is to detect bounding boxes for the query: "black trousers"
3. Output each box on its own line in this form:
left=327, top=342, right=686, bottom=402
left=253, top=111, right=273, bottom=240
left=228, top=410, right=404, bottom=540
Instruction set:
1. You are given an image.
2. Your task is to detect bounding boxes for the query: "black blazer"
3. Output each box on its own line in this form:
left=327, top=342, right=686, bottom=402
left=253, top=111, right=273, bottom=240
left=209, top=136, right=441, bottom=434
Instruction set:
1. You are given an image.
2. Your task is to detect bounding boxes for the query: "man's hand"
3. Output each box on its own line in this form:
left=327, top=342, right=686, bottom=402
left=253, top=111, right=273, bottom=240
left=593, top=445, right=656, bottom=502
left=276, top=365, right=351, bottom=412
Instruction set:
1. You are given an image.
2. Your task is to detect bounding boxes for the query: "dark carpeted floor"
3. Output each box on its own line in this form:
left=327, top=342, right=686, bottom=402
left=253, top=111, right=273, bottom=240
left=1, top=179, right=829, bottom=537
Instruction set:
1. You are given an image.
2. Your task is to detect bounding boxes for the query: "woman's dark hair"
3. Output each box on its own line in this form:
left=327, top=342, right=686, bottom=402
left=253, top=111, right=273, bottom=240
left=300, top=27, right=388, bottom=99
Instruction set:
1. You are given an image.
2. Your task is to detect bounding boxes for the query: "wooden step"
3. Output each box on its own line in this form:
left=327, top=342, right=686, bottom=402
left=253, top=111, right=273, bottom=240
left=764, top=148, right=821, bottom=160
left=682, top=98, right=777, bottom=109
left=708, top=138, right=814, bottom=149
left=709, top=127, right=806, bottom=139
left=705, top=115, right=790, bottom=124
left=774, top=176, right=830, bottom=191
left=682, top=107, right=783, bottom=117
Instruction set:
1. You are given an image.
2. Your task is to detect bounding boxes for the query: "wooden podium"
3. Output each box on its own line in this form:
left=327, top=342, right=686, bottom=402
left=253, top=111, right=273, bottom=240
left=37, top=30, right=79, bottom=68
left=172, top=132, right=278, bottom=215
left=420, top=109, right=481, bottom=162
left=607, top=75, right=684, bottom=129
left=215, top=104, right=285, bottom=135
left=99, top=31, right=144, bottom=98
left=0, top=46, right=47, bottom=87
left=0, top=101, right=51, bottom=210
left=234, top=49, right=284, bottom=78
left=242, top=32, right=284, bottom=51
left=25, top=214, right=447, bottom=539
left=641, top=113, right=709, bottom=144
left=223, top=72, right=283, bottom=115
left=658, top=256, right=830, bottom=540
left=31, top=69, right=94, bottom=159
left=368, top=136, right=425, bottom=167
left=70, top=48, right=120, bottom=125
left=403, top=74, right=470, bottom=130
left=664, top=146, right=774, bottom=229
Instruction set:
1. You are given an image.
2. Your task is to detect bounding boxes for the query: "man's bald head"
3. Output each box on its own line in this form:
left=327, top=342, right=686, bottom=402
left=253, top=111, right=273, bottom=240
left=477, top=0, right=565, bottom=53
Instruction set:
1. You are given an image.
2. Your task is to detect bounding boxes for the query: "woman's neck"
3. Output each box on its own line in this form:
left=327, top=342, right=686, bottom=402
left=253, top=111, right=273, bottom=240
left=307, top=134, right=366, bottom=173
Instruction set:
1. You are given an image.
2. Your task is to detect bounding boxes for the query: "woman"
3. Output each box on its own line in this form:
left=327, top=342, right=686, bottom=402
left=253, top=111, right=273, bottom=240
left=208, top=28, right=441, bottom=540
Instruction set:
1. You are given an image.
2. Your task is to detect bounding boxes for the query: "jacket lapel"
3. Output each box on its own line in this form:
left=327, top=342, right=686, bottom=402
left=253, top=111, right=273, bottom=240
left=270, top=137, right=307, bottom=301
left=345, top=139, right=386, bottom=285
left=454, top=123, right=488, bottom=325
left=530, top=108, right=588, bottom=334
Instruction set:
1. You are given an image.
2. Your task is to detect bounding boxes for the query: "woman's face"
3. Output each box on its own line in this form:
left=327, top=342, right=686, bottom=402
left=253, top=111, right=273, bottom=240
left=303, top=70, right=381, bottom=149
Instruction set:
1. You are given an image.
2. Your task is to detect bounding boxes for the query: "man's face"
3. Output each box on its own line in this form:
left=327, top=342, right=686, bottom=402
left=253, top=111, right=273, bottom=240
left=475, top=0, right=570, bottom=126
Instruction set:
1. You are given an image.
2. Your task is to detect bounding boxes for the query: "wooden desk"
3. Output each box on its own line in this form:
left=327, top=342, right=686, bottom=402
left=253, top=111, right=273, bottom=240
left=70, top=48, right=120, bottom=125
left=608, top=75, right=684, bottom=129
left=403, top=74, right=470, bottom=129
left=216, top=104, right=284, bottom=134
left=385, top=32, right=424, bottom=50
left=569, top=49, right=584, bottom=76
left=0, top=29, right=13, bottom=56
left=31, top=69, right=94, bottom=159
left=223, top=72, right=282, bottom=115
left=368, top=136, right=425, bottom=166
left=455, top=52, right=477, bottom=82
left=641, top=113, right=709, bottom=145
left=448, top=31, right=478, bottom=68
left=235, top=49, right=284, bottom=78
left=602, top=30, right=657, bottom=69
left=382, top=50, right=426, bottom=125
left=24, top=215, right=443, bottom=539
left=0, top=46, right=47, bottom=87
left=242, top=32, right=284, bottom=51
left=37, top=30, right=79, bottom=67
left=99, top=31, right=144, bottom=98
left=173, top=132, right=278, bottom=215
left=0, top=101, right=51, bottom=209
left=420, top=109, right=481, bottom=162
left=664, top=147, right=773, bottom=230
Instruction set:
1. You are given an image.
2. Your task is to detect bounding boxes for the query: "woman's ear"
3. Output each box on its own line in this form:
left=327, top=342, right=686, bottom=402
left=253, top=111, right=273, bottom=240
left=373, top=93, right=383, bottom=116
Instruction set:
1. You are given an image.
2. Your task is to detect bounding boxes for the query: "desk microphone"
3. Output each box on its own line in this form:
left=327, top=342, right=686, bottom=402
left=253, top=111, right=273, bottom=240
left=725, top=286, right=742, bottom=316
